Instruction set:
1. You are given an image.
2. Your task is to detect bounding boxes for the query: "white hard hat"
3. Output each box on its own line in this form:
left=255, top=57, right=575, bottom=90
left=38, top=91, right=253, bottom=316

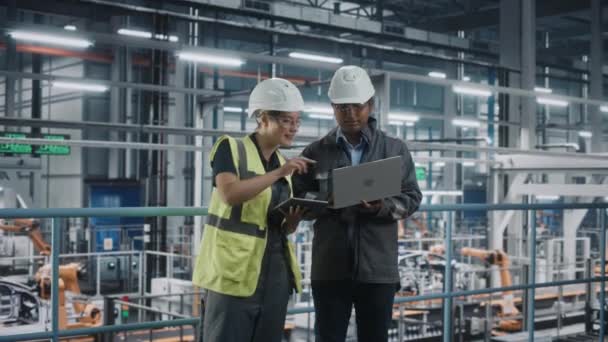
left=247, top=78, right=305, bottom=118
left=328, top=65, right=375, bottom=104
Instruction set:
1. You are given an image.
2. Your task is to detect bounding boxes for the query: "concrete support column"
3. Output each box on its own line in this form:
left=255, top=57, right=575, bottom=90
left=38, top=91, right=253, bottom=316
left=108, top=17, right=126, bottom=178
left=589, top=0, right=603, bottom=153
left=520, top=0, right=536, bottom=150
left=495, top=1, right=535, bottom=281
left=167, top=57, right=188, bottom=237
left=443, top=66, right=458, bottom=210
left=3, top=0, right=16, bottom=119
left=372, top=72, right=390, bottom=131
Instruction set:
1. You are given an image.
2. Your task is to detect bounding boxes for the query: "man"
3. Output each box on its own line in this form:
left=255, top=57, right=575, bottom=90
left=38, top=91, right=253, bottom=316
left=293, top=65, right=422, bottom=342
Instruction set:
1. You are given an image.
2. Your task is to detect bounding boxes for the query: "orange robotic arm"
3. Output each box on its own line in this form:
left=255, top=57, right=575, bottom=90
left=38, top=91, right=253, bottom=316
left=460, top=247, right=521, bottom=332
left=0, top=218, right=51, bottom=256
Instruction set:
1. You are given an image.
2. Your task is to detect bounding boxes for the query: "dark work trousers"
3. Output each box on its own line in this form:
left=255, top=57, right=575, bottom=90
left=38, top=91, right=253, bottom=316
left=200, top=233, right=291, bottom=342
left=312, top=280, right=396, bottom=342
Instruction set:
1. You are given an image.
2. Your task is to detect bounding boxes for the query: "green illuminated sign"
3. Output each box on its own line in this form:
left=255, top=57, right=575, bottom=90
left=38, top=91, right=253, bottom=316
left=34, top=135, right=71, bottom=155
left=0, top=132, right=70, bottom=156
left=0, top=133, right=32, bottom=154
left=416, top=166, right=427, bottom=181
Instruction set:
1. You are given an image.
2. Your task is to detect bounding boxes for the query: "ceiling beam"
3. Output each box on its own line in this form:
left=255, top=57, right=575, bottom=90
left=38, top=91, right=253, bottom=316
left=412, top=0, right=591, bottom=32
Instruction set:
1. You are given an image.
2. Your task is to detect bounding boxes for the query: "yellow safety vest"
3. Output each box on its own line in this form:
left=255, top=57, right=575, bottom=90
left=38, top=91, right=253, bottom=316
left=192, top=135, right=302, bottom=297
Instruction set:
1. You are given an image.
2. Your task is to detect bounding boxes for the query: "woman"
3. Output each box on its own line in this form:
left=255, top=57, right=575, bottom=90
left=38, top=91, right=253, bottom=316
left=192, top=78, right=313, bottom=342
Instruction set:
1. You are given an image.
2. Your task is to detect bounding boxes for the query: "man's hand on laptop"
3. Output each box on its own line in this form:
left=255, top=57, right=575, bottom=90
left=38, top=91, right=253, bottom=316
left=359, top=200, right=383, bottom=214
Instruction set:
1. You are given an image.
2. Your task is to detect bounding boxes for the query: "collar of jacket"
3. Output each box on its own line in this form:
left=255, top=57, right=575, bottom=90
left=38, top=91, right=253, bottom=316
left=329, top=116, right=377, bottom=146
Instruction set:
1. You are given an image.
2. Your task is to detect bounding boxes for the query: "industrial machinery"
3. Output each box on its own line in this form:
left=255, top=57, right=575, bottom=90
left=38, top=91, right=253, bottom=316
left=0, top=218, right=51, bottom=256
left=35, top=262, right=101, bottom=329
left=460, top=247, right=522, bottom=332
left=0, top=219, right=101, bottom=330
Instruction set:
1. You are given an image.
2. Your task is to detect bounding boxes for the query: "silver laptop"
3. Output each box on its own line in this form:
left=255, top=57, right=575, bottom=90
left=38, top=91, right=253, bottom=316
left=331, top=156, right=402, bottom=209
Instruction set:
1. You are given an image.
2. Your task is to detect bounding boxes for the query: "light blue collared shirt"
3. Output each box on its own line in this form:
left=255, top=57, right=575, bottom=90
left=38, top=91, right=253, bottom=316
left=336, top=128, right=368, bottom=166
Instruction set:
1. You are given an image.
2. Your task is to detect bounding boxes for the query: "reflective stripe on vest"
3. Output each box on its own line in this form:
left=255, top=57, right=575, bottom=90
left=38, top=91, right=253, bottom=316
left=205, top=139, right=265, bottom=238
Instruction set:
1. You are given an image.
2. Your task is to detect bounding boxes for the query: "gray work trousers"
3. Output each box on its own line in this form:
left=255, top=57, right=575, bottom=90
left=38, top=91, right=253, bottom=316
left=201, top=248, right=291, bottom=342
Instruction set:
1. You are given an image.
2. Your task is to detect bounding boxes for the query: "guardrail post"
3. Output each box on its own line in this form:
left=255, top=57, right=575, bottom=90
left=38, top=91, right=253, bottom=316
left=103, top=296, right=115, bottom=342
left=585, top=258, right=592, bottom=334
left=527, top=210, right=536, bottom=341
left=521, top=264, right=528, bottom=331
left=443, top=211, right=453, bottom=342
left=600, top=208, right=606, bottom=341
left=51, top=217, right=60, bottom=342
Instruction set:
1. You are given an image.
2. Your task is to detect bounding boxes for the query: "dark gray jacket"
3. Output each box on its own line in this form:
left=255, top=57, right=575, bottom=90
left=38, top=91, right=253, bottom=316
left=293, top=117, right=422, bottom=283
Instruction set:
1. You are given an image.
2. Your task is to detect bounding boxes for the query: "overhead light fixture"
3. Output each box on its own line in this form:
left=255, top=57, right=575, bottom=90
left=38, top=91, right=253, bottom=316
left=305, top=105, right=333, bottom=114
left=434, top=162, right=446, bottom=167
left=578, top=130, right=593, bottom=138
left=177, top=51, right=245, bottom=67
left=600, top=106, right=608, bottom=113
left=388, top=112, right=420, bottom=122
left=536, top=195, right=560, bottom=201
left=452, top=85, right=492, bottom=97
left=405, top=122, right=415, bottom=127
left=10, top=30, right=93, bottom=48
left=422, top=190, right=463, bottom=197
left=536, top=97, right=569, bottom=107
left=64, top=25, right=77, bottom=31
left=223, top=107, right=243, bottom=113
left=452, top=118, right=481, bottom=128
left=117, top=28, right=152, bottom=39
left=154, top=34, right=179, bottom=42
left=308, top=113, right=334, bottom=120
left=288, top=52, right=343, bottom=64
left=462, top=161, right=476, bottom=167
left=534, top=87, right=552, bottom=94
left=462, top=76, right=471, bottom=82
left=389, top=120, right=404, bottom=126
left=428, top=71, right=447, bottom=79
left=52, top=81, right=109, bottom=92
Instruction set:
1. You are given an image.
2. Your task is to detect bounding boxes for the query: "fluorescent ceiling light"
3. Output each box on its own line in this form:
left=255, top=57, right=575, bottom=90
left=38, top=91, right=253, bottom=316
left=578, top=130, right=593, bottom=138
left=534, top=87, right=552, bottom=94
left=536, top=97, right=569, bottom=107
left=154, top=34, right=179, bottom=42
left=600, top=106, right=608, bottom=113
left=177, top=51, right=244, bottom=67
left=434, top=162, right=446, bottom=167
left=52, top=81, right=109, bottom=92
left=452, top=118, right=481, bottom=128
left=462, top=76, right=471, bottom=82
left=452, top=85, right=492, bottom=97
left=223, top=107, right=243, bottom=113
left=428, top=71, right=446, bottom=79
left=308, top=113, right=334, bottom=120
left=288, top=52, right=343, bottom=64
left=10, top=30, right=93, bottom=48
left=388, top=113, right=420, bottom=122
left=405, top=122, right=415, bottom=127
left=305, top=105, right=333, bottom=114
left=536, top=195, right=560, bottom=201
left=64, top=25, right=77, bottom=31
left=117, top=28, right=152, bottom=39
left=422, top=190, right=463, bottom=197
left=462, top=161, right=476, bottom=167
left=389, top=120, right=404, bottom=126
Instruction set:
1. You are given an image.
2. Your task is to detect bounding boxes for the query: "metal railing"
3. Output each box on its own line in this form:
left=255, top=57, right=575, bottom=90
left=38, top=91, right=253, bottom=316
left=0, top=202, right=606, bottom=342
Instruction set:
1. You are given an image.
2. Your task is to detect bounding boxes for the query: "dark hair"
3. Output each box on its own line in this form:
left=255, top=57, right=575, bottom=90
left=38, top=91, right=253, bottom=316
left=255, top=110, right=283, bottom=128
